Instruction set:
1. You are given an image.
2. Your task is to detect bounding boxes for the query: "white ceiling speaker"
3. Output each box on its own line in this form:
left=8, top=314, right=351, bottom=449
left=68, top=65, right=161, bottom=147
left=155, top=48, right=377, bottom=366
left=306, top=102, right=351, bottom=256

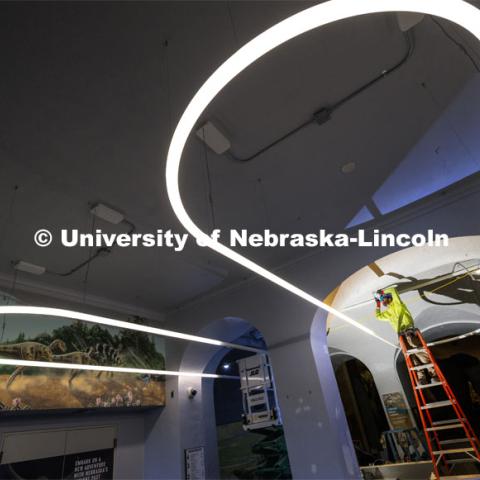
left=196, top=121, right=231, bottom=155
left=13, top=261, right=46, bottom=276
left=90, top=203, right=125, bottom=225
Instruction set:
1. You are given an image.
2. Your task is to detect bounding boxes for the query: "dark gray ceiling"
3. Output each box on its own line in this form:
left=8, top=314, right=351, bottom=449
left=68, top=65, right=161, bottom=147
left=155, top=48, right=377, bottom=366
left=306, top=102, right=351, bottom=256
left=0, top=1, right=479, bottom=315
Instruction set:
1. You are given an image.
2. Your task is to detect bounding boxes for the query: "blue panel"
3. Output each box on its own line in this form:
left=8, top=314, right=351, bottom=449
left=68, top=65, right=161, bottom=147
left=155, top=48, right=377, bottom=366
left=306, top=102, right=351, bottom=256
left=346, top=205, right=374, bottom=229
left=372, top=75, right=480, bottom=215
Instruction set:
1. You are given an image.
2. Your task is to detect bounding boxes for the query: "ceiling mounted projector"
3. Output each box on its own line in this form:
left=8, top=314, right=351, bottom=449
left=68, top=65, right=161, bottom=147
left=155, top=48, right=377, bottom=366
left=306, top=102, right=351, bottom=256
left=196, top=121, right=231, bottom=155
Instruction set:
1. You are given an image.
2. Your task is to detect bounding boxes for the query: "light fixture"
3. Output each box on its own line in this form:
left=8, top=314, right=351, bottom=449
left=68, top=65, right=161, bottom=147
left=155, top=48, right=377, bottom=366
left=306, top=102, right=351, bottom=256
left=0, top=357, right=237, bottom=380
left=0, top=306, right=264, bottom=354
left=90, top=203, right=125, bottom=225
left=165, top=0, right=480, bottom=349
left=13, top=261, right=46, bottom=275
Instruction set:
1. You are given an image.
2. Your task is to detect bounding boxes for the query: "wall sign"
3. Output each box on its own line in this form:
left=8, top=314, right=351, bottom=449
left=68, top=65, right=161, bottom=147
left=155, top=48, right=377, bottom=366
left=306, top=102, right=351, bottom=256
left=185, top=446, right=205, bottom=480
left=64, top=448, right=114, bottom=480
left=382, top=392, right=413, bottom=429
left=0, top=448, right=114, bottom=479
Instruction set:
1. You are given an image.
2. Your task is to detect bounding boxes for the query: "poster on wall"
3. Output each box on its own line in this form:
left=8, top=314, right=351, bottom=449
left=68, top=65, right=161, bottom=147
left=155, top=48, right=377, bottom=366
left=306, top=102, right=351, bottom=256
left=0, top=314, right=166, bottom=411
left=185, top=446, right=206, bottom=480
left=0, top=448, right=114, bottom=479
left=382, top=392, right=413, bottom=429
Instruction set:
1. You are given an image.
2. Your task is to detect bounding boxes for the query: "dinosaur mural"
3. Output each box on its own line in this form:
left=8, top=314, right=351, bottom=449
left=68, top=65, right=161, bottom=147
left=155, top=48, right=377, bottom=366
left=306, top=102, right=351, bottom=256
left=0, top=318, right=166, bottom=411
left=0, top=339, right=67, bottom=388
left=51, top=350, right=97, bottom=387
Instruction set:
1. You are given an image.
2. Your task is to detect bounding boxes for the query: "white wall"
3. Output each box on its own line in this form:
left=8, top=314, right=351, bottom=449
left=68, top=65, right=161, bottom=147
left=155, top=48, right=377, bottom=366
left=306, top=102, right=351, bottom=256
left=2, top=186, right=478, bottom=479
left=145, top=180, right=480, bottom=479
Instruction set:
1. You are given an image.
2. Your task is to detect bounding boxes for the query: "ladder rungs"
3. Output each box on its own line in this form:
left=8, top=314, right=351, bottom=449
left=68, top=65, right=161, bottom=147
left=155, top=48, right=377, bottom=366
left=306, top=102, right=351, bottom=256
left=439, top=438, right=470, bottom=445
left=433, top=418, right=465, bottom=426
left=421, top=400, right=454, bottom=409
left=433, top=447, right=475, bottom=455
left=410, top=363, right=434, bottom=371
left=416, top=381, right=443, bottom=390
left=406, top=347, right=427, bottom=355
left=402, top=331, right=475, bottom=460
left=426, top=419, right=465, bottom=432
left=448, top=458, right=479, bottom=464
left=427, top=424, right=464, bottom=432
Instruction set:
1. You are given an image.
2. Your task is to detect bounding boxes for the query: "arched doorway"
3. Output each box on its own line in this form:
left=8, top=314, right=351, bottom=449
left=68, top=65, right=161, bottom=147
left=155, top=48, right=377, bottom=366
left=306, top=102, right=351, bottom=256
left=313, top=237, right=480, bottom=475
left=178, top=318, right=292, bottom=480
left=331, top=353, right=389, bottom=465
left=212, top=328, right=292, bottom=479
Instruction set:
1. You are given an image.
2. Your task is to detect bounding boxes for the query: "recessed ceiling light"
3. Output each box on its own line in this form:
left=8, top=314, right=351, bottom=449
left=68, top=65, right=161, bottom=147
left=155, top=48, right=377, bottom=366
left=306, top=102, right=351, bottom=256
left=166, top=0, right=480, bottom=349
left=341, top=162, right=356, bottom=174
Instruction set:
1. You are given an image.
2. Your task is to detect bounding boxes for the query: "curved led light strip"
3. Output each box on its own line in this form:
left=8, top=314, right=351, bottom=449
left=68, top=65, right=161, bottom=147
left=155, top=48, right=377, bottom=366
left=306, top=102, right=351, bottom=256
left=0, top=358, right=238, bottom=380
left=0, top=306, right=264, bottom=354
left=165, top=0, right=480, bottom=349
left=427, top=326, right=480, bottom=347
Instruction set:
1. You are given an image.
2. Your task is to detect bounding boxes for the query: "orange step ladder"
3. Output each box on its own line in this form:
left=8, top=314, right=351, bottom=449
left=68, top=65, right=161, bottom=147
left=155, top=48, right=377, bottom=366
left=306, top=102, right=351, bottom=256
left=399, top=329, right=480, bottom=479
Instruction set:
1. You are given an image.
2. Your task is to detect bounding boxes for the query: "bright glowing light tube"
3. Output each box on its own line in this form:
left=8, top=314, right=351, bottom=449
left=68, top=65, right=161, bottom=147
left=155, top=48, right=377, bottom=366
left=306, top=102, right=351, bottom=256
left=165, top=0, right=480, bottom=349
left=0, top=306, right=263, bottom=354
left=0, top=358, right=238, bottom=380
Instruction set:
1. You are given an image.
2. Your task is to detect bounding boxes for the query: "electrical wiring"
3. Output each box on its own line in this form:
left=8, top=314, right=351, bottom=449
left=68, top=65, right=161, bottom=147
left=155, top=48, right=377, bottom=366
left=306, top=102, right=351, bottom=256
left=228, top=31, right=415, bottom=163
left=166, top=0, right=480, bottom=350
left=46, top=216, right=136, bottom=278
left=430, top=16, right=480, bottom=72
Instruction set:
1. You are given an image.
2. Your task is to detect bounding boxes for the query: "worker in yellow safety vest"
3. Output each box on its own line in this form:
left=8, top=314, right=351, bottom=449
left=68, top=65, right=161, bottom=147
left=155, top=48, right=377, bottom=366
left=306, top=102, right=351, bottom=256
left=375, top=287, right=439, bottom=385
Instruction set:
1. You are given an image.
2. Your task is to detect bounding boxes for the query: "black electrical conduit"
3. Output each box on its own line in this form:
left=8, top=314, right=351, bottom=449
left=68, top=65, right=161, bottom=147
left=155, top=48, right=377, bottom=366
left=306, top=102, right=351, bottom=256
left=227, top=31, right=415, bottom=163
left=45, top=219, right=136, bottom=277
